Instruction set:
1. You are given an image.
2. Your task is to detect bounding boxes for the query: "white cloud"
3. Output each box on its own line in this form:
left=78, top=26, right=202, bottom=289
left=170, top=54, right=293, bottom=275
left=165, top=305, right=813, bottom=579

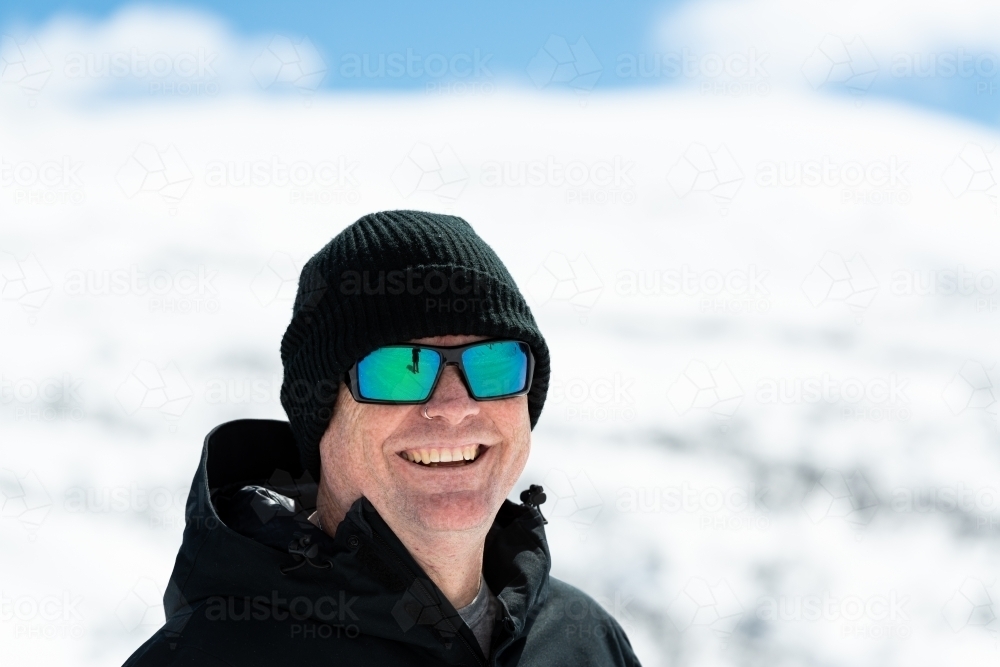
left=657, top=0, right=1000, bottom=90
left=0, top=6, right=287, bottom=100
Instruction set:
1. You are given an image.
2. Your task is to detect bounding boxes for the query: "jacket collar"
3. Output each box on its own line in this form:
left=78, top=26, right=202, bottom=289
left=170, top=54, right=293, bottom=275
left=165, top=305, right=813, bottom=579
left=166, top=419, right=551, bottom=664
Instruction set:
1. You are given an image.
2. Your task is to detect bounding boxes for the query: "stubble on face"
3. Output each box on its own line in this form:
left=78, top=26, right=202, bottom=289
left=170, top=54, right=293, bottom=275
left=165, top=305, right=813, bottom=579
left=317, top=335, right=532, bottom=536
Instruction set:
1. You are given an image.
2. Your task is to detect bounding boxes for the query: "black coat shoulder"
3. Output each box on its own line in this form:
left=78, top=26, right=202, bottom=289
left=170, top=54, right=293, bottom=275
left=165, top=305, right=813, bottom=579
left=520, top=578, right=641, bottom=667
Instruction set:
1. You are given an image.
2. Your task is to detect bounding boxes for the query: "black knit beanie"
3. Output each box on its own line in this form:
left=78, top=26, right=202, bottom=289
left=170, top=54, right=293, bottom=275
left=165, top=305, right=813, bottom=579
left=279, top=210, right=550, bottom=480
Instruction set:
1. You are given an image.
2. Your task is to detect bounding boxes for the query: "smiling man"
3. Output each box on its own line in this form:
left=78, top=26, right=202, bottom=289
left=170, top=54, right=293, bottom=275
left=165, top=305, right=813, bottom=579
left=125, top=210, right=640, bottom=666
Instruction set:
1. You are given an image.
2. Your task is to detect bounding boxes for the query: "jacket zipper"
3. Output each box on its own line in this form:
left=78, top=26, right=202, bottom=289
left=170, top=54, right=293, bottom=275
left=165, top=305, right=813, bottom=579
left=368, top=529, right=488, bottom=667
left=489, top=598, right=518, bottom=667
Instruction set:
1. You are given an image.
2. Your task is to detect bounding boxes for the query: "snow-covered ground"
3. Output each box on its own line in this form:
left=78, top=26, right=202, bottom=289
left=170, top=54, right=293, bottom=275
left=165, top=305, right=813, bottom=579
left=4, top=43, right=1000, bottom=667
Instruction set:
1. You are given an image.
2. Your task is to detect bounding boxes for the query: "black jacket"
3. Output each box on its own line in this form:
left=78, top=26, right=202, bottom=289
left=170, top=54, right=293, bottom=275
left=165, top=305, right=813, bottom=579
left=124, top=419, right=640, bottom=666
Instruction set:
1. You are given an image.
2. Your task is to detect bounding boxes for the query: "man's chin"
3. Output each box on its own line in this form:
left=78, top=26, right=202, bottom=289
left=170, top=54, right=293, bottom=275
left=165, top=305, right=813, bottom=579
left=399, top=490, right=497, bottom=533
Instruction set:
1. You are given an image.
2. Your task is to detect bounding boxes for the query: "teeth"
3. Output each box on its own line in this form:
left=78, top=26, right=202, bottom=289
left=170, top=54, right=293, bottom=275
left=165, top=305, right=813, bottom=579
left=402, top=446, right=482, bottom=465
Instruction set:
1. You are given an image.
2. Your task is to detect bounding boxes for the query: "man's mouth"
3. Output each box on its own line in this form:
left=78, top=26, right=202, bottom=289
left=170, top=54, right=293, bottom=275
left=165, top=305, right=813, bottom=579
left=399, top=445, right=485, bottom=467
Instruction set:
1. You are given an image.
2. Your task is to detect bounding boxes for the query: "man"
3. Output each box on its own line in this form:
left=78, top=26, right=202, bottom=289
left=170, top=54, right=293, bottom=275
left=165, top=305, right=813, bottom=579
left=125, top=210, right=640, bottom=666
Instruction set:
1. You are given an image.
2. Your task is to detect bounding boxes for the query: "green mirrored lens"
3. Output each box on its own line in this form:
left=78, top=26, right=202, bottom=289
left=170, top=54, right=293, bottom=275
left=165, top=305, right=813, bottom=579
left=462, top=341, right=528, bottom=398
left=357, top=347, right=441, bottom=401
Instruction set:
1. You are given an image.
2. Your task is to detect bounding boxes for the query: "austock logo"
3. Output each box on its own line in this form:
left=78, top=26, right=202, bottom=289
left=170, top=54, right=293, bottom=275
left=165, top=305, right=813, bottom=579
left=942, top=143, right=1000, bottom=211
left=666, top=360, right=744, bottom=428
left=542, top=469, right=603, bottom=531
left=2, top=373, right=86, bottom=422
left=667, top=143, right=744, bottom=213
left=943, top=578, right=997, bottom=634
left=116, top=143, right=194, bottom=210
left=667, top=578, right=743, bottom=642
left=756, top=156, right=910, bottom=206
left=391, top=143, right=468, bottom=202
left=1, top=155, right=86, bottom=205
left=547, top=373, right=636, bottom=422
left=64, top=47, right=220, bottom=97
left=801, top=251, right=878, bottom=323
left=616, top=265, right=771, bottom=315
left=393, top=578, right=460, bottom=644
left=615, top=48, right=769, bottom=97
left=891, top=267, right=1000, bottom=315
left=115, top=360, right=193, bottom=424
left=1, top=589, right=85, bottom=640
left=756, top=590, right=911, bottom=640
left=116, top=578, right=165, bottom=633
left=63, top=483, right=188, bottom=529
left=617, top=482, right=769, bottom=532
left=251, top=252, right=300, bottom=307
left=891, top=49, right=1000, bottom=96
left=335, top=48, right=493, bottom=82
left=0, top=469, right=52, bottom=539
left=64, top=265, right=220, bottom=315
left=526, top=252, right=603, bottom=324
left=801, top=35, right=878, bottom=100
left=0, top=35, right=52, bottom=98
left=942, top=360, right=1000, bottom=423
left=204, top=374, right=284, bottom=406
left=756, top=372, right=911, bottom=422
left=527, top=35, right=602, bottom=92
left=0, top=251, right=52, bottom=323
left=479, top=156, right=636, bottom=205
left=549, top=590, right=635, bottom=640
left=338, top=266, right=493, bottom=316
left=203, top=590, right=360, bottom=636
left=891, top=483, right=1000, bottom=532
left=252, top=35, right=327, bottom=92
left=801, top=469, right=879, bottom=530
left=204, top=156, right=361, bottom=205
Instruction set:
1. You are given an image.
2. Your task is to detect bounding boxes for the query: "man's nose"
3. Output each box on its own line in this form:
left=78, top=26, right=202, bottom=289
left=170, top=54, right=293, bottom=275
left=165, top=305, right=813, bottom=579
left=422, top=364, right=480, bottom=424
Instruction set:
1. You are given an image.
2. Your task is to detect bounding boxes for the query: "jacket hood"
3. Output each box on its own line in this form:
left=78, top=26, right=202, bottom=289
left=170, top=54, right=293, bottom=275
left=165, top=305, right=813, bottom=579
left=163, top=419, right=552, bottom=665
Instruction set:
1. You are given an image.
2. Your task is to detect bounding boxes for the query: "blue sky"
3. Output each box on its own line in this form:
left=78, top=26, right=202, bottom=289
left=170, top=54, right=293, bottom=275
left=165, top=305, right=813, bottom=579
left=0, top=0, right=678, bottom=89
left=3, top=0, right=999, bottom=127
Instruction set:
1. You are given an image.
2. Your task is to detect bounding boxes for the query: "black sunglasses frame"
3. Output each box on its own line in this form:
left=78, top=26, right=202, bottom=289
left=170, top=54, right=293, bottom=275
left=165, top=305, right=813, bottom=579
left=345, top=338, right=535, bottom=405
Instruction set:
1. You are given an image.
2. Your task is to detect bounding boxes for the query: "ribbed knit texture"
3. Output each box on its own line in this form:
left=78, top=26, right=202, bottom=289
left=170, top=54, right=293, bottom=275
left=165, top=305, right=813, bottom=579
left=280, top=210, right=550, bottom=479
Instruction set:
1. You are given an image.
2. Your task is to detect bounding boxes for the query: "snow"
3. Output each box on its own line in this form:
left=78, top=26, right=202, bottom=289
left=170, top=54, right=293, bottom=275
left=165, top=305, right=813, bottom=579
left=3, top=50, right=1000, bottom=667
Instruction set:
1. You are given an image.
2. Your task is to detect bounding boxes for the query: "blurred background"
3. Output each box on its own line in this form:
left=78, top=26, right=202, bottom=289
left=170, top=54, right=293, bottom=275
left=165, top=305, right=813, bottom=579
left=3, top=1, right=1000, bottom=665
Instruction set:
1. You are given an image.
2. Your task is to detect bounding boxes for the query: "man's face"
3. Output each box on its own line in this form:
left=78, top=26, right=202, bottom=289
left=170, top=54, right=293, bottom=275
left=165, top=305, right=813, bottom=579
left=318, top=334, right=532, bottom=534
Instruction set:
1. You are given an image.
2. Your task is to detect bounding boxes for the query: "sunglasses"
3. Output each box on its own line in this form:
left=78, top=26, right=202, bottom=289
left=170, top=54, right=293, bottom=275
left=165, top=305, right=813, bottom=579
left=345, top=339, right=534, bottom=404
